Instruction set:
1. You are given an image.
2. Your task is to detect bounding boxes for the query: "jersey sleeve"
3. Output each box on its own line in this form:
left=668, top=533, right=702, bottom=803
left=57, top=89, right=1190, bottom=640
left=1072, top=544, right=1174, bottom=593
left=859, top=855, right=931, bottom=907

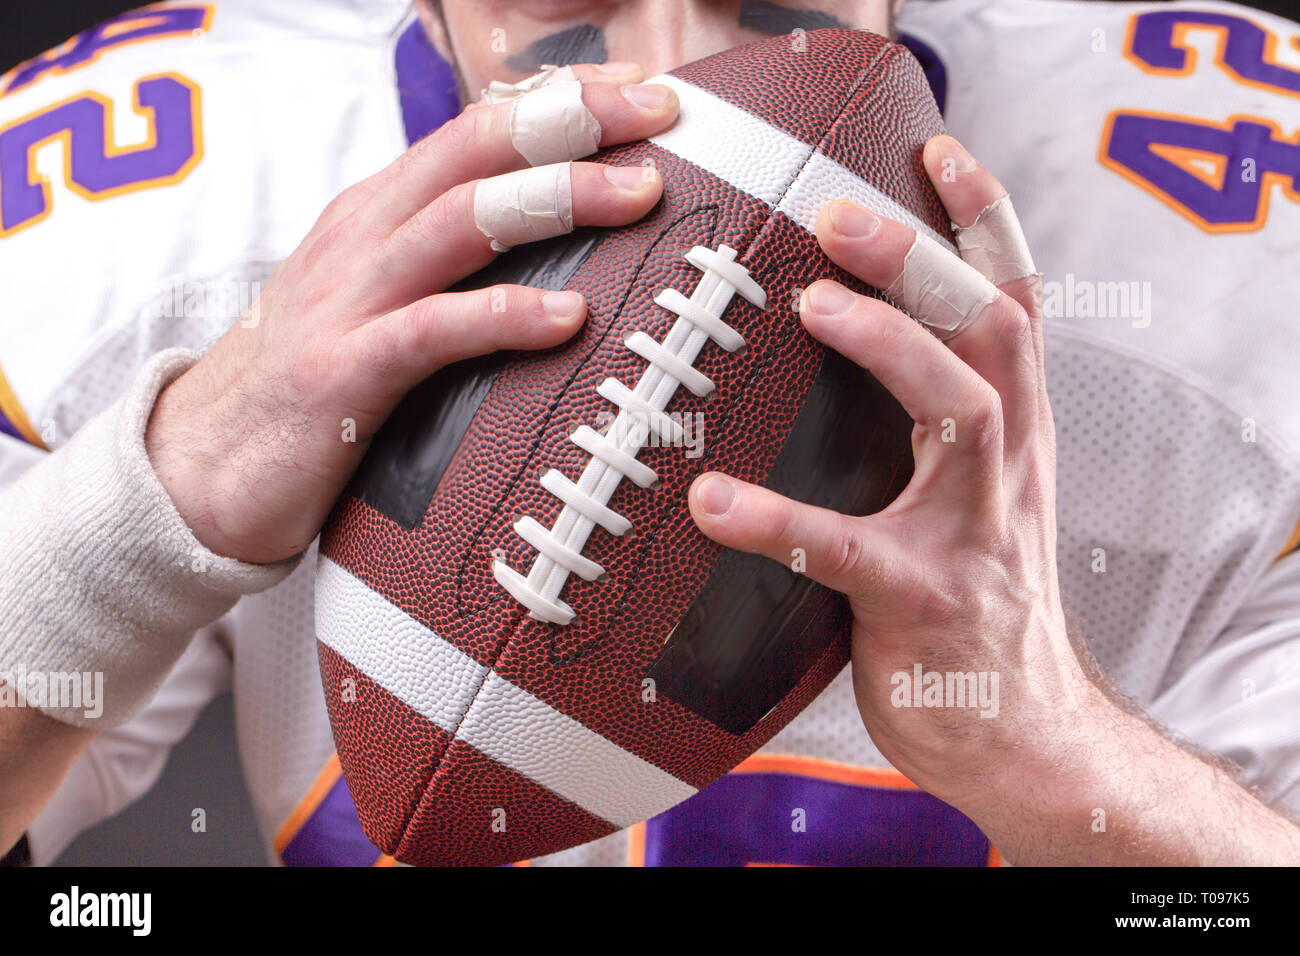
left=0, top=412, right=233, bottom=864
left=1148, top=550, right=1300, bottom=817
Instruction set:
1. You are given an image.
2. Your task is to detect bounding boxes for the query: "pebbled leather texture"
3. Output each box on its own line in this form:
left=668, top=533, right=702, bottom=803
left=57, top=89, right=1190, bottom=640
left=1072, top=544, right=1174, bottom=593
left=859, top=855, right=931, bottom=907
left=318, top=27, right=949, bottom=866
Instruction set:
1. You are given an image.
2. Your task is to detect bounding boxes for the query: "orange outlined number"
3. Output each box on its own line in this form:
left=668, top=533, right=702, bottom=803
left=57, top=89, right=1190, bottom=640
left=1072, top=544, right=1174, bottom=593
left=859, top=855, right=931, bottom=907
left=1100, top=109, right=1300, bottom=233
left=1124, top=8, right=1300, bottom=97
left=1103, top=11, right=1300, bottom=232
left=0, top=4, right=213, bottom=97
left=0, top=73, right=203, bottom=237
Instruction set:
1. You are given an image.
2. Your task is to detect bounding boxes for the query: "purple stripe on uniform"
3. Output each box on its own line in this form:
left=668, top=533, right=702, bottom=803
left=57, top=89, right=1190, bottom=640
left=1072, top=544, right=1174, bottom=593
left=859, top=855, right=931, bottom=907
left=280, top=774, right=384, bottom=867
left=0, top=414, right=24, bottom=443
left=898, top=32, right=947, bottom=115
left=395, top=20, right=461, bottom=146
left=643, top=772, right=991, bottom=866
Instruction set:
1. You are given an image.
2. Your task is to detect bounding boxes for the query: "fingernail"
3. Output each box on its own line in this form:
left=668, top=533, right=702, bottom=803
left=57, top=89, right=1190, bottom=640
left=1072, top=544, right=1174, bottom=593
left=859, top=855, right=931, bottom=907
left=622, top=83, right=670, bottom=109
left=940, top=135, right=977, bottom=174
left=829, top=202, right=880, bottom=238
left=802, top=281, right=855, bottom=316
left=542, top=290, right=583, bottom=317
left=605, top=164, right=653, bottom=190
left=597, top=61, right=639, bottom=74
left=696, top=475, right=736, bottom=517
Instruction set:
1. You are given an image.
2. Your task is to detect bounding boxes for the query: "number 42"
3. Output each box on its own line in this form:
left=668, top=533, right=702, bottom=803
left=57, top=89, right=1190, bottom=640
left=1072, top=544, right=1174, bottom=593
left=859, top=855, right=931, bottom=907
left=1101, top=10, right=1300, bottom=233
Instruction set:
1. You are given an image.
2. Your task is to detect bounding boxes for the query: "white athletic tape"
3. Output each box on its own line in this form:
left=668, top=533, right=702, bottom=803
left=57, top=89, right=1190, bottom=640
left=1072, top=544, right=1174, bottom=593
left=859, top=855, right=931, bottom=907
left=886, top=233, right=1000, bottom=339
left=954, top=194, right=1037, bottom=286
left=473, top=163, right=575, bottom=253
left=481, top=63, right=573, bottom=103
left=481, top=64, right=601, bottom=166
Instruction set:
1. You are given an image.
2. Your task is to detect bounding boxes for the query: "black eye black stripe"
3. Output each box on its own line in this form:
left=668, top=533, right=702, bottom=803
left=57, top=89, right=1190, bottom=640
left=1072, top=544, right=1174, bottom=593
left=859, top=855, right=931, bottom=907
left=738, top=0, right=849, bottom=35
left=505, top=24, right=608, bottom=71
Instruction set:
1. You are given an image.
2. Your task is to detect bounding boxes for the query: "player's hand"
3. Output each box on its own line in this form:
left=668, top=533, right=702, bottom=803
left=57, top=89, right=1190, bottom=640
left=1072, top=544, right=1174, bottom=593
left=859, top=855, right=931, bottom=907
left=688, top=135, right=1095, bottom=815
left=146, top=64, right=677, bottom=565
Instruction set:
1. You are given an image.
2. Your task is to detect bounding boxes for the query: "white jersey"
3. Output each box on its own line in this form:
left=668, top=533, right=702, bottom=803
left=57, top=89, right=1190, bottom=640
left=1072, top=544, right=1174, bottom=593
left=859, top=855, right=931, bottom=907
left=6, top=0, right=1300, bottom=866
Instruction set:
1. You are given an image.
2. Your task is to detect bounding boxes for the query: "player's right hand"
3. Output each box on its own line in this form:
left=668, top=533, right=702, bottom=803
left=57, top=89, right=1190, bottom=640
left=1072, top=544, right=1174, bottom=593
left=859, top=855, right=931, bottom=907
left=145, top=63, right=676, bottom=565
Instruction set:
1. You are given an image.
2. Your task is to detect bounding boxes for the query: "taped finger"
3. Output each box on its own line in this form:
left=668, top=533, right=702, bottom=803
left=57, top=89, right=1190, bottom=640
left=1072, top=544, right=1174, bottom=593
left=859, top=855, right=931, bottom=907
left=473, top=163, right=574, bottom=253
left=482, top=64, right=602, bottom=166
left=885, top=233, right=1000, bottom=340
left=954, top=194, right=1038, bottom=287
left=480, top=63, right=574, bottom=103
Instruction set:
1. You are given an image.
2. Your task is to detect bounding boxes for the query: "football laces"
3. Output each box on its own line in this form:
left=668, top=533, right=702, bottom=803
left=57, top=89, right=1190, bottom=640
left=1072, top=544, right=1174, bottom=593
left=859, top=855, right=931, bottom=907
left=493, top=244, right=766, bottom=624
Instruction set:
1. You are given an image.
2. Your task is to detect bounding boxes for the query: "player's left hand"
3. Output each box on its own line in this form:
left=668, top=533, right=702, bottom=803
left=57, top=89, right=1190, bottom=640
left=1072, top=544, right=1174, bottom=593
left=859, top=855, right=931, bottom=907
left=688, top=135, right=1098, bottom=818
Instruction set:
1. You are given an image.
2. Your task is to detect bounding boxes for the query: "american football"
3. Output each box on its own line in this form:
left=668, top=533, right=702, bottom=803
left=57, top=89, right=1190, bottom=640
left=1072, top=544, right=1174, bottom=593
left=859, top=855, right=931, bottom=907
left=315, top=28, right=951, bottom=866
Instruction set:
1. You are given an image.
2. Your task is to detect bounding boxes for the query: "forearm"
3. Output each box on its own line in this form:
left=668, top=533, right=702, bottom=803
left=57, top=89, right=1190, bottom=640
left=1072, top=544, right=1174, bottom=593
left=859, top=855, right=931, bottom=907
left=0, top=349, right=300, bottom=729
left=0, top=703, right=94, bottom=858
left=970, top=684, right=1300, bottom=865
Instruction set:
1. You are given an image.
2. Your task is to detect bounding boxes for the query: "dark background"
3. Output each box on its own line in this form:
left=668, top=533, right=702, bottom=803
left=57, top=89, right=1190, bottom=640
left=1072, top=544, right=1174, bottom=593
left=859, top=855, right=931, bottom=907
left=3, top=1, right=144, bottom=71
left=4, top=0, right=1299, bottom=72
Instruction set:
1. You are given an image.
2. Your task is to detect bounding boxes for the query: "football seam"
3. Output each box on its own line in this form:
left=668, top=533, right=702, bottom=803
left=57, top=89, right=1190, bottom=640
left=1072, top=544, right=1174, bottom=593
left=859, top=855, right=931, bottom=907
left=448, top=204, right=725, bottom=625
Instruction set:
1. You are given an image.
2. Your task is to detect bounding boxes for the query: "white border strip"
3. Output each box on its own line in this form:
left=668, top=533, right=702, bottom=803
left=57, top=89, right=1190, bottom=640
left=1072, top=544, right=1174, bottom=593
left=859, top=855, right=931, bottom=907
left=649, top=75, right=814, bottom=208
left=316, top=556, right=696, bottom=826
left=648, top=74, right=955, bottom=251
left=316, top=556, right=488, bottom=734
left=459, top=671, right=697, bottom=827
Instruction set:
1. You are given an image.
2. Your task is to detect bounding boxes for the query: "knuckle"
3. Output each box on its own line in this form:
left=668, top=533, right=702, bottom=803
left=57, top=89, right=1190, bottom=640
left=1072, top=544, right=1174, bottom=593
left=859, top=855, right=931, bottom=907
left=822, top=520, right=869, bottom=582
left=401, top=296, right=447, bottom=357
left=417, top=184, right=471, bottom=244
left=964, top=386, right=1004, bottom=443
left=483, top=287, right=531, bottom=344
left=992, top=299, right=1033, bottom=352
left=317, top=186, right=358, bottom=227
left=763, top=498, right=799, bottom=548
left=436, top=105, right=497, bottom=160
left=1017, top=475, right=1053, bottom=524
left=390, top=138, right=428, bottom=183
left=865, top=306, right=913, bottom=356
left=380, top=184, right=472, bottom=273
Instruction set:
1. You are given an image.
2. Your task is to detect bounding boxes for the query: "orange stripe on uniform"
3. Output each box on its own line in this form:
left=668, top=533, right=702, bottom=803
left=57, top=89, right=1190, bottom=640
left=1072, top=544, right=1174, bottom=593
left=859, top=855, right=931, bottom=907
left=274, top=753, right=343, bottom=855
left=626, top=821, right=647, bottom=867
left=731, top=752, right=920, bottom=790
left=1277, top=517, right=1300, bottom=560
left=0, top=362, right=45, bottom=449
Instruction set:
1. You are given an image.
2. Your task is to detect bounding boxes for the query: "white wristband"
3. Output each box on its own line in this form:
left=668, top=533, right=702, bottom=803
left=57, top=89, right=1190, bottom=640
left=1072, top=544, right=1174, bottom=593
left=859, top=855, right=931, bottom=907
left=0, top=348, right=301, bottom=728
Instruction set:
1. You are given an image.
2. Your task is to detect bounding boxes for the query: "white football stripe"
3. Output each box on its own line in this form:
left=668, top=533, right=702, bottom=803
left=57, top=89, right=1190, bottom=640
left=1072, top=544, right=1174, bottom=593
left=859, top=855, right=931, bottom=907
left=459, top=671, right=698, bottom=828
left=648, top=74, right=955, bottom=251
left=649, top=75, right=813, bottom=208
left=778, top=149, right=953, bottom=249
left=316, top=556, right=488, bottom=733
left=316, top=557, right=696, bottom=826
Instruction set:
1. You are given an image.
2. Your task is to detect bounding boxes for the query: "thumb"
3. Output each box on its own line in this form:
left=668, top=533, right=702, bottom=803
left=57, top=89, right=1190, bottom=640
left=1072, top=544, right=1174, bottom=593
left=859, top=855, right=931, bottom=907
left=688, top=472, right=896, bottom=599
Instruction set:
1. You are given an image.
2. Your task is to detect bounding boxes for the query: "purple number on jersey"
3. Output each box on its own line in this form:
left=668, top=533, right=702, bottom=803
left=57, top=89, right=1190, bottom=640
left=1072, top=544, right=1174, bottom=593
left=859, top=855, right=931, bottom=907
left=1104, top=9, right=1300, bottom=232
left=1102, top=112, right=1300, bottom=232
left=1128, top=9, right=1300, bottom=95
left=1, top=5, right=213, bottom=97
left=0, top=74, right=202, bottom=236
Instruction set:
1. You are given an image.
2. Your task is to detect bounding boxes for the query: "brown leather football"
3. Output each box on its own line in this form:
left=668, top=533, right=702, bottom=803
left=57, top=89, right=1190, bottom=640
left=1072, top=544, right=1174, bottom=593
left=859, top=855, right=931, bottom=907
left=316, top=28, right=950, bottom=866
